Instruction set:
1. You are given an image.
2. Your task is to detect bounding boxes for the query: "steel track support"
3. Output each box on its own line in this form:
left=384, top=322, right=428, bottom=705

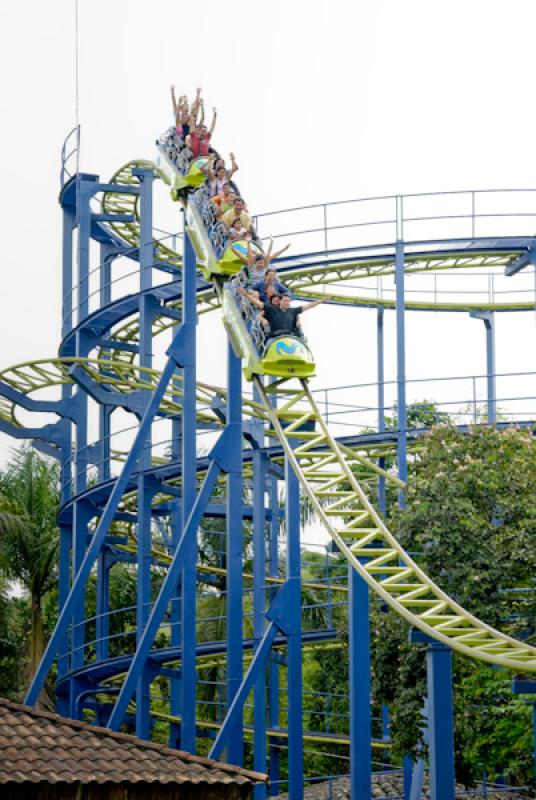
left=410, top=630, right=455, bottom=800
left=252, top=447, right=268, bottom=795
left=470, top=310, right=496, bottom=424
left=349, top=566, right=372, bottom=799
left=179, top=220, right=198, bottom=752
left=268, top=473, right=281, bottom=796
left=58, top=191, right=76, bottom=714
left=169, top=414, right=182, bottom=749
left=69, top=179, right=95, bottom=715
left=61, top=204, right=75, bottom=339
left=225, top=340, right=244, bottom=764
left=134, top=167, right=155, bottom=739
left=511, top=680, right=536, bottom=787
left=209, top=579, right=297, bottom=762
left=395, top=236, right=408, bottom=499
left=427, top=642, right=455, bottom=800
left=96, top=552, right=110, bottom=662
left=377, top=306, right=386, bottom=515
left=285, top=446, right=304, bottom=800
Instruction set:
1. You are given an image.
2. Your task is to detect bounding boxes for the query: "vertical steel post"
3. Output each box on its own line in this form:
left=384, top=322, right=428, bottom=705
left=58, top=200, right=75, bottom=714
left=268, top=474, right=281, bottom=796
left=134, top=168, right=155, bottom=739
left=94, top=240, right=116, bottom=683
left=70, top=179, right=97, bottom=715
left=96, top=553, right=110, bottom=662
left=377, top=306, right=386, bottom=515
left=485, top=313, right=496, bottom=424
left=395, top=234, right=408, bottom=496
left=180, top=219, right=198, bottom=752
left=169, top=414, right=182, bottom=748
left=226, top=340, right=244, bottom=765
left=252, top=449, right=267, bottom=794
left=62, top=206, right=75, bottom=338
left=426, top=642, right=455, bottom=800
left=470, top=311, right=496, bottom=424
left=349, top=566, right=372, bottom=799
left=252, top=379, right=267, bottom=794
left=285, top=449, right=303, bottom=799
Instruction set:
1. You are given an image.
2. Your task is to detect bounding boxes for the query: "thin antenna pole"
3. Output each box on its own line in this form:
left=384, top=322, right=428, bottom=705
left=75, top=0, right=80, bottom=173
left=75, top=0, right=79, bottom=127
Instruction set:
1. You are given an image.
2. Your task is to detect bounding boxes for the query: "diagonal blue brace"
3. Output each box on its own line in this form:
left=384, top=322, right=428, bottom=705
left=209, top=580, right=297, bottom=761
left=69, top=365, right=149, bottom=418
left=210, top=622, right=278, bottom=761
left=24, top=324, right=195, bottom=707
left=106, top=426, right=237, bottom=731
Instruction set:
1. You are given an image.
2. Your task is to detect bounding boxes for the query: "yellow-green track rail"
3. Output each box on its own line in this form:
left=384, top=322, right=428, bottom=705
left=253, top=377, right=536, bottom=671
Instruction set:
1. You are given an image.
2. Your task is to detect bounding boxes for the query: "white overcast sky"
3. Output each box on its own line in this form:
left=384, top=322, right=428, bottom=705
left=1, top=0, right=536, bottom=470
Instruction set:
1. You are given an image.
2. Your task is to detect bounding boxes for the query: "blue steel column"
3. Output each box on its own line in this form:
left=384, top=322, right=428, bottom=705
left=349, top=566, right=372, bottom=799
left=58, top=200, right=75, bottom=714
left=469, top=311, right=496, bottom=424
left=134, top=167, right=155, bottom=739
left=61, top=204, right=75, bottom=339
left=169, top=414, right=182, bottom=748
left=485, top=313, right=496, bottom=423
left=252, top=384, right=267, bottom=793
left=70, top=178, right=97, bottom=716
left=285, top=448, right=303, bottom=799
left=511, top=681, right=536, bottom=786
left=395, top=226, right=408, bottom=495
left=95, top=242, right=116, bottom=672
left=226, top=341, right=244, bottom=765
left=268, top=474, right=281, bottom=796
left=377, top=306, right=386, bottom=515
left=426, top=642, right=455, bottom=800
left=180, top=217, right=198, bottom=752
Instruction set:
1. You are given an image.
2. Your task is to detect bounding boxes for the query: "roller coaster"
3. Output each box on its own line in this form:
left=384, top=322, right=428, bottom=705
left=2, top=117, right=536, bottom=800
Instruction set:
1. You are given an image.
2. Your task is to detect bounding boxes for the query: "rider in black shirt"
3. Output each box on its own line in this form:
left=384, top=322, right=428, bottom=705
left=239, top=288, right=327, bottom=339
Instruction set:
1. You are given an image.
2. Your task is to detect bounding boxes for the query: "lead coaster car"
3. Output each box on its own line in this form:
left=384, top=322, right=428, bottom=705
left=261, top=334, right=316, bottom=378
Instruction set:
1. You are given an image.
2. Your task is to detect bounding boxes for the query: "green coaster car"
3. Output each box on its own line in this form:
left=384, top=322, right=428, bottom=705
left=261, top=335, right=316, bottom=378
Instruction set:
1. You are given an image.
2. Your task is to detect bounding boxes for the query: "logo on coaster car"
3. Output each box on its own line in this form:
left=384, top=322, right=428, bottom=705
left=275, top=340, right=300, bottom=356
left=231, top=240, right=248, bottom=255
left=192, top=158, right=209, bottom=175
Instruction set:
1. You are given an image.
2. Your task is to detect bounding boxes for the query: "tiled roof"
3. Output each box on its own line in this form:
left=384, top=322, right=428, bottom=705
left=0, top=698, right=266, bottom=786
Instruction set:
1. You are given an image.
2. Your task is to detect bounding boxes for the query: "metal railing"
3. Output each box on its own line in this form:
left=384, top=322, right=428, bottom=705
left=60, top=125, right=80, bottom=187
left=253, top=188, right=536, bottom=254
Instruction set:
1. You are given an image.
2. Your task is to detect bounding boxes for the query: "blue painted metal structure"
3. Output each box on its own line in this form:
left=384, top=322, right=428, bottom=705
left=1, top=135, right=535, bottom=800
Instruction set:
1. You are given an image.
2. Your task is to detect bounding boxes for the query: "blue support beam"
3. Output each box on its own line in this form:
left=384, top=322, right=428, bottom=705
left=376, top=306, right=386, bottom=515
left=268, top=473, right=281, bottom=796
left=395, top=236, right=408, bottom=498
left=210, top=622, right=279, bottom=761
left=253, top=449, right=267, bottom=796
left=134, top=167, right=155, bottom=740
left=285, top=447, right=304, bottom=800
left=410, top=630, right=455, bottom=800
left=226, top=340, right=244, bottom=765
left=512, top=680, right=536, bottom=786
left=349, top=566, right=372, bottom=799
left=470, top=310, right=496, bottom=424
left=180, top=221, right=198, bottom=753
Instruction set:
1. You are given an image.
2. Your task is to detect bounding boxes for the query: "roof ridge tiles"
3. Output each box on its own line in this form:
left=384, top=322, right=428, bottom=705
left=0, top=697, right=267, bottom=784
